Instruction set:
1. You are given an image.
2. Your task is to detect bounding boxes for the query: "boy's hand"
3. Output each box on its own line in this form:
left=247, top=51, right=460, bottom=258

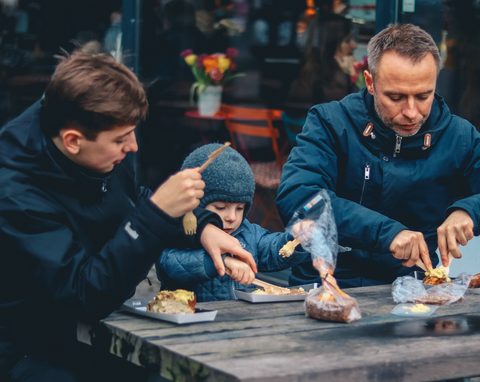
left=200, top=224, right=258, bottom=276
left=150, top=168, right=204, bottom=218
left=224, top=257, right=256, bottom=285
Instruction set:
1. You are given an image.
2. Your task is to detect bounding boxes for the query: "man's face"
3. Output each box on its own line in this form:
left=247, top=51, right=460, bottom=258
left=365, top=51, right=437, bottom=137
left=205, top=202, right=246, bottom=235
left=76, top=125, right=138, bottom=173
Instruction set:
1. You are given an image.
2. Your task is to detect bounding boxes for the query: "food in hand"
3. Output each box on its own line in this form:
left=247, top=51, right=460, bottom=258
left=469, top=273, right=480, bottom=288
left=423, top=267, right=451, bottom=285
left=279, top=237, right=301, bottom=258
left=252, top=286, right=307, bottom=295
left=146, top=290, right=196, bottom=314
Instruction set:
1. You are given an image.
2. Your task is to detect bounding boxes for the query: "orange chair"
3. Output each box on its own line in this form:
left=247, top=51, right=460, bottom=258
left=222, top=105, right=286, bottom=232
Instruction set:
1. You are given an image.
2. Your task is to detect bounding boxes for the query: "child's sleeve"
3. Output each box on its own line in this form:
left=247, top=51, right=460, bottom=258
left=254, top=225, right=310, bottom=272
left=156, top=248, right=222, bottom=285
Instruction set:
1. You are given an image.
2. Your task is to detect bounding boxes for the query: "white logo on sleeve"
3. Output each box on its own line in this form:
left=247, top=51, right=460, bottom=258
left=125, top=221, right=139, bottom=239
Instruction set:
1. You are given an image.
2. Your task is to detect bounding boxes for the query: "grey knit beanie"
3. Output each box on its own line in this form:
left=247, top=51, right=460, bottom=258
left=181, top=143, right=255, bottom=218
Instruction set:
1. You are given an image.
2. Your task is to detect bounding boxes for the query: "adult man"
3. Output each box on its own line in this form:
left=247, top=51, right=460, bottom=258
left=277, top=23, right=479, bottom=288
left=0, top=52, right=256, bottom=381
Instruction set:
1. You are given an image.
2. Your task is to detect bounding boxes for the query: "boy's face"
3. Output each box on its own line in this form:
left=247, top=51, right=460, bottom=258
left=75, top=125, right=138, bottom=173
left=205, top=202, right=245, bottom=234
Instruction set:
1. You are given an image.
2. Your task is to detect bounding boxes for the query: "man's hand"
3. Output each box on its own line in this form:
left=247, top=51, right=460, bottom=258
left=224, top=256, right=256, bottom=285
left=200, top=223, right=258, bottom=276
left=437, top=209, right=474, bottom=266
left=389, top=230, right=432, bottom=269
left=150, top=169, right=204, bottom=218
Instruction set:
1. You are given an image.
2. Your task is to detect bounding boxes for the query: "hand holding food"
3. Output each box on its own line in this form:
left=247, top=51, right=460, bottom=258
left=279, top=237, right=301, bottom=258
left=389, top=230, right=432, bottom=269
left=200, top=223, right=258, bottom=276
left=150, top=169, right=205, bottom=218
left=224, top=256, right=255, bottom=285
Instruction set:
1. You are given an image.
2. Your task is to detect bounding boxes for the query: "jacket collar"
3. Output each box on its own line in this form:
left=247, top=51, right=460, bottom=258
left=343, top=87, right=452, bottom=158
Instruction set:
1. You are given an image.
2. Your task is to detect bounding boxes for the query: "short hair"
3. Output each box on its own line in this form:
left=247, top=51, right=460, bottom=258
left=367, top=23, right=441, bottom=79
left=42, top=53, right=148, bottom=140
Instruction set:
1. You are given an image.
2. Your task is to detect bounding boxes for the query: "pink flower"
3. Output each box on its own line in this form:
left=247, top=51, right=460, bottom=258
left=229, top=62, right=236, bottom=71
left=353, top=61, right=365, bottom=72
left=226, top=48, right=238, bottom=59
left=180, top=49, right=193, bottom=58
left=210, top=67, right=223, bottom=82
left=196, top=54, right=207, bottom=68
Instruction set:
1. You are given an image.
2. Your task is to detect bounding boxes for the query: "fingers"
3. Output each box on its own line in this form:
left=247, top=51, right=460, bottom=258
left=150, top=168, right=205, bottom=217
left=419, top=239, right=432, bottom=269
left=224, top=259, right=255, bottom=285
left=437, top=209, right=474, bottom=264
left=211, top=251, right=225, bottom=277
left=231, top=247, right=258, bottom=273
left=403, top=240, right=419, bottom=268
left=391, top=230, right=428, bottom=268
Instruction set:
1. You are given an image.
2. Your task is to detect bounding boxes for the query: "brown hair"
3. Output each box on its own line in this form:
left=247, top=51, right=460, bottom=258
left=42, top=52, right=148, bottom=140
left=367, top=23, right=441, bottom=79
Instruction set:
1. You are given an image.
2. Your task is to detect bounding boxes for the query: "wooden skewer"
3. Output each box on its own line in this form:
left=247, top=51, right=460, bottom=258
left=198, top=142, right=231, bottom=173
left=182, top=142, right=231, bottom=235
left=252, top=279, right=290, bottom=293
left=415, top=259, right=429, bottom=272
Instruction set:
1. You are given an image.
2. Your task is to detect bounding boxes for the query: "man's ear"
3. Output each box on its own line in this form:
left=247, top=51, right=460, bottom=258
left=365, top=70, right=374, bottom=96
left=60, top=129, right=84, bottom=155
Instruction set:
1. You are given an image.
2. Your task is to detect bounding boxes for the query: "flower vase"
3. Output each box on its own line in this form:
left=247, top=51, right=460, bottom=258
left=198, top=85, right=223, bottom=116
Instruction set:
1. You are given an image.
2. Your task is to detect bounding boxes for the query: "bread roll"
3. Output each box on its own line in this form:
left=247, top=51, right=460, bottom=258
left=146, top=290, right=196, bottom=314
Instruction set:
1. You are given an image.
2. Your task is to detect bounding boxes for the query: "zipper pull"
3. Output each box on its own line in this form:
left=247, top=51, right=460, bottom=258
left=364, top=164, right=370, bottom=180
left=394, top=135, right=402, bottom=157
left=101, top=180, right=107, bottom=193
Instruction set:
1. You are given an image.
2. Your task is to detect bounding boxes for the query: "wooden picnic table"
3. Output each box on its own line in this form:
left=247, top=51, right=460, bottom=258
left=77, top=284, right=480, bottom=382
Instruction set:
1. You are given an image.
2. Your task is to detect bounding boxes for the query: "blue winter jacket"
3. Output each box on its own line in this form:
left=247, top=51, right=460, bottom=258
left=157, top=219, right=309, bottom=301
left=0, top=101, right=221, bottom=374
left=277, top=88, right=480, bottom=288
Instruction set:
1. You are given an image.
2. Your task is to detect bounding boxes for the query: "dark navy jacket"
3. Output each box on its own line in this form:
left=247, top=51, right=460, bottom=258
left=157, top=219, right=309, bottom=301
left=0, top=101, right=220, bottom=373
left=277, top=88, right=480, bottom=288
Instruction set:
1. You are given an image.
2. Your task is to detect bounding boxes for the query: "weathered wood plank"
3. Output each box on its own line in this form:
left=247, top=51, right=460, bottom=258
left=79, top=285, right=480, bottom=382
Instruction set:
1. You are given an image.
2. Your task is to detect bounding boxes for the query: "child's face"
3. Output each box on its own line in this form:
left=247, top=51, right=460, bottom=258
left=205, top=202, right=245, bottom=235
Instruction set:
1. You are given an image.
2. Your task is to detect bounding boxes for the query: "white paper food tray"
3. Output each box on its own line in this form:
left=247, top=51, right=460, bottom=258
left=121, top=298, right=217, bottom=324
left=234, top=283, right=319, bottom=303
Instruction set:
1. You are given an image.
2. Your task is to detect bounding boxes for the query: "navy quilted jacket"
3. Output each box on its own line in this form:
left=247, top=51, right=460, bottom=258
left=156, top=219, right=309, bottom=301
left=277, top=88, right=480, bottom=288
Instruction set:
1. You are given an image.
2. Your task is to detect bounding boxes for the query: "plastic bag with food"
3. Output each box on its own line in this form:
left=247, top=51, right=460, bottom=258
left=392, top=273, right=473, bottom=306
left=283, top=191, right=361, bottom=323
left=305, top=275, right=361, bottom=323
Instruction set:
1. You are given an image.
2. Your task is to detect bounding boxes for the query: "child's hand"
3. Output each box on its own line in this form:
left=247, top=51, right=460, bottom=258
left=224, top=256, right=256, bottom=285
left=201, top=224, right=257, bottom=276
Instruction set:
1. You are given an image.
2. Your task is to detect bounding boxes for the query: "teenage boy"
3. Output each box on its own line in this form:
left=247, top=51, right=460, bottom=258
left=0, top=53, right=255, bottom=381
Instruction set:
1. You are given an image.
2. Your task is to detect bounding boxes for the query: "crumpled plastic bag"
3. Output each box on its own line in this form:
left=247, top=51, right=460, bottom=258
left=285, top=190, right=338, bottom=276
left=392, top=272, right=473, bottom=306
left=286, top=190, right=361, bottom=323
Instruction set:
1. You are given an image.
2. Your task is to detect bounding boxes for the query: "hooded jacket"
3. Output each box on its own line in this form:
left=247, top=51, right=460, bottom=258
left=157, top=219, right=309, bottom=301
left=0, top=101, right=220, bottom=373
left=277, top=88, right=480, bottom=288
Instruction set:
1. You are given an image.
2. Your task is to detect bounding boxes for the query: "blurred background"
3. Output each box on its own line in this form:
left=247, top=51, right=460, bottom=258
left=1, top=0, right=479, bottom=278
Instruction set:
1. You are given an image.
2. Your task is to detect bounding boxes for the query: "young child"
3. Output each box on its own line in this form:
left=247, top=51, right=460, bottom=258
left=156, top=143, right=308, bottom=302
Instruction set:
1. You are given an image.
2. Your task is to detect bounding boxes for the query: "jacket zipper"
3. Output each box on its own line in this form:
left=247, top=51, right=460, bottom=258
left=359, top=164, right=370, bottom=205
left=393, top=135, right=402, bottom=157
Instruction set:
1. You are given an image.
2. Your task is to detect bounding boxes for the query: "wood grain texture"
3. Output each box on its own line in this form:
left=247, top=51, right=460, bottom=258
left=78, top=285, right=480, bottom=381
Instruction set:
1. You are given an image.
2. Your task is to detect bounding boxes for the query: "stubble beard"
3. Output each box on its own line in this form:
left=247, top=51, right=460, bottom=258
left=373, top=89, right=426, bottom=138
